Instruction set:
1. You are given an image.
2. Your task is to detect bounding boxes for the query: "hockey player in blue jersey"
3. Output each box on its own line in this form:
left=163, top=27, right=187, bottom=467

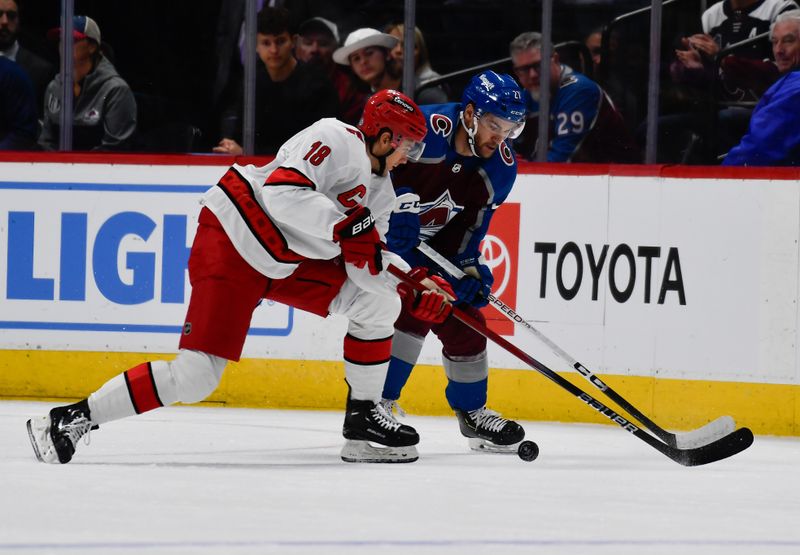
left=509, top=31, right=640, bottom=163
left=381, top=71, right=528, bottom=452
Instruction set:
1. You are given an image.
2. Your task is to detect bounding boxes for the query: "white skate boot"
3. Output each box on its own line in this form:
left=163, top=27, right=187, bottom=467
left=27, top=400, right=96, bottom=464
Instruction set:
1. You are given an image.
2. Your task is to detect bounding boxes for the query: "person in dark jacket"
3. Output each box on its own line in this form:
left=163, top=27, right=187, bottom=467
left=0, top=0, right=56, bottom=117
left=213, top=7, right=339, bottom=155
left=0, top=56, right=38, bottom=150
left=38, top=15, right=137, bottom=151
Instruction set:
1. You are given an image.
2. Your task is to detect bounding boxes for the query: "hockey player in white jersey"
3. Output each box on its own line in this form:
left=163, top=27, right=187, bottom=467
left=27, top=89, right=454, bottom=465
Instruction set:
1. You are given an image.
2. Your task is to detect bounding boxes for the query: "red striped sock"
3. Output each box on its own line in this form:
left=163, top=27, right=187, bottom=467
left=123, top=362, right=164, bottom=414
left=343, top=334, right=392, bottom=366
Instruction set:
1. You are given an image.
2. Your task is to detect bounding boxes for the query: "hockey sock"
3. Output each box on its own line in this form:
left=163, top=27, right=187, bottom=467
left=445, top=378, right=488, bottom=412
left=382, top=356, right=415, bottom=400
left=343, top=334, right=392, bottom=402
left=88, top=360, right=175, bottom=424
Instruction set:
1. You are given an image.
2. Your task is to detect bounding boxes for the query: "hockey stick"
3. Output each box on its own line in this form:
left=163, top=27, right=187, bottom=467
left=388, top=264, right=753, bottom=466
left=417, top=242, right=735, bottom=449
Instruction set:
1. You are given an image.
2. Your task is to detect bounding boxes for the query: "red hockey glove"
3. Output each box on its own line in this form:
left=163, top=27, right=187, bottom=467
left=397, top=267, right=454, bottom=324
left=333, top=206, right=383, bottom=275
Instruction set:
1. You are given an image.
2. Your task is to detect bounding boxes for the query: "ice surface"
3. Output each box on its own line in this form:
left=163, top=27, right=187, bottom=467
left=1, top=401, right=798, bottom=555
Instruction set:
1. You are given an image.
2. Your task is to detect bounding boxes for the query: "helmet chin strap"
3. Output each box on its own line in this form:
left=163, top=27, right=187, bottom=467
left=369, top=140, right=395, bottom=176
left=459, top=109, right=480, bottom=157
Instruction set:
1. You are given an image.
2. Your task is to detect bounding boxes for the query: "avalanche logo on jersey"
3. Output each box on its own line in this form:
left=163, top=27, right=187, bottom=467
left=418, top=190, right=464, bottom=239
left=499, top=142, right=514, bottom=166
left=430, top=114, right=453, bottom=137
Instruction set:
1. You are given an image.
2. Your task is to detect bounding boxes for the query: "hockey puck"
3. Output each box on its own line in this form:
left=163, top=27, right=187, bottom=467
left=517, top=440, right=539, bottom=462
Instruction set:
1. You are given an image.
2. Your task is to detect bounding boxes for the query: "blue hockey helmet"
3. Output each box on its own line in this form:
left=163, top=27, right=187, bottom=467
left=461, top=71, right=527, bottom=129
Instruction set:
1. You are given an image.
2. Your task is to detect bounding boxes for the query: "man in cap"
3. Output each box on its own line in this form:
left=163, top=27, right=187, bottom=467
left=295, top=16, right=366, bottom=125
left=39, top=15, right=137, bottom=151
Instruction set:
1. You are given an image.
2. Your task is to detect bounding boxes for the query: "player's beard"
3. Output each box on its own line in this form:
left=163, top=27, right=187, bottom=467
left=477, top=141, right=499, bottom=159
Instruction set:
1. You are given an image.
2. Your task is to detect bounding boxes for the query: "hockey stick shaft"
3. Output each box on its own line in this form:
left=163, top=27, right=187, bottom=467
left=388, top=264, right=752, bottom=466
left=416, top=242, right=733, bottom=448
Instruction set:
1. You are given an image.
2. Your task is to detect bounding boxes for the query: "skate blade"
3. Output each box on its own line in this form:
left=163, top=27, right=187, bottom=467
left=467, top=437, right=521, bottom=453
left=26, top=417, right=58, bottom=463
left=340, top=440, right=419, bottom=463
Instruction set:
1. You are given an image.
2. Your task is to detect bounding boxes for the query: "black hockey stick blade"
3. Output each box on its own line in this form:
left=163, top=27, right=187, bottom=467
left=656, top=427, right=754, bottom=467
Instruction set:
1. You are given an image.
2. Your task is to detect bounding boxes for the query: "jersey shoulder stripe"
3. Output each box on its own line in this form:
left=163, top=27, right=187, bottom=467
left=265, top=166, right=315, bottom=189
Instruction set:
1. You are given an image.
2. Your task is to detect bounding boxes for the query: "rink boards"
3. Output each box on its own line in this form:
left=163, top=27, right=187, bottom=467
left=1, top=154, right=799, bottom=435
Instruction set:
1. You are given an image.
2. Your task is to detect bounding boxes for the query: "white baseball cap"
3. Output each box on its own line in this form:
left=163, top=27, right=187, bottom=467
left=332, top=28, right=398, bottom=65
left=47, top=15, right=101, bottom=44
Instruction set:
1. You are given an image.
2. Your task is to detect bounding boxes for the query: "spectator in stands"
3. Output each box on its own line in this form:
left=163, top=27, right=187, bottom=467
left=723, top=11, right=800, bottom=165
left=214, top=7, right=339, bottom=155
left=584, top=27, right=603, bottom=73
left=0, top=0, right=55, bottom=117
left=0, top=56, right=37, bottom=150
left=333, top=28, right=401, bottom=94
left=719, top=10, right=800, bottom=96
left=384, top=23, right=448, bottom=104
left=722, top=66, right=800, bottom=165
left=666, top=0, right=798, bottom=161
left=771, top=10, right=800, bottom=72
left=295, top=16, right=367, bottom=125
left=673, top=0, right=797, bottom=97
left=38, top=16, right=137, bottom=151
left=509, top=31, right=640, bottom=163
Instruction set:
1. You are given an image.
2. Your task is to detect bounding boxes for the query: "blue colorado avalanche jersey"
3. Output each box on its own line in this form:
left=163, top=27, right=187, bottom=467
left=520, top=66, right=640, bottom=163
left=723, top=70, right=800, bottom=166
left=389, top=102, right=518, bottom=264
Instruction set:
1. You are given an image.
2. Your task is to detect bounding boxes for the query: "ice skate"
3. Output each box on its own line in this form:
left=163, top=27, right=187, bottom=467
left=379, top=398, right=407, bottom=418
left=27, top=400, right=97, bottom=464
left=341, top=397, right=419, bottom=463
left=455, top=406, right=525, bottom=453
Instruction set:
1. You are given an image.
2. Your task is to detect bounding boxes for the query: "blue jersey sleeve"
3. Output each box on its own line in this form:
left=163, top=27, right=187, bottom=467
left=722, top=73, right=800, bottom=166
left=547, top=77, right=602, bottom=163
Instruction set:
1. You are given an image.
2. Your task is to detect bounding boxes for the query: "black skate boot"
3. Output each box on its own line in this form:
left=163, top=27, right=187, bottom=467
left=455, top=406, right=525, bottom=453
left=27, top=400, right=97, bottom=464
left=341, top=396, right=419, bottom=463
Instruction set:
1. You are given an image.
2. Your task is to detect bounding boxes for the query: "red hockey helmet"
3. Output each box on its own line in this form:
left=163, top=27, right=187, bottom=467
left=359, top=89, right=428, bottom=161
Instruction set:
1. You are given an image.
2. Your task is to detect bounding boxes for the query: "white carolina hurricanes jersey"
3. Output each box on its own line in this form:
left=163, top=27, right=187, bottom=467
left=201, top=118, right=405, bottom=284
